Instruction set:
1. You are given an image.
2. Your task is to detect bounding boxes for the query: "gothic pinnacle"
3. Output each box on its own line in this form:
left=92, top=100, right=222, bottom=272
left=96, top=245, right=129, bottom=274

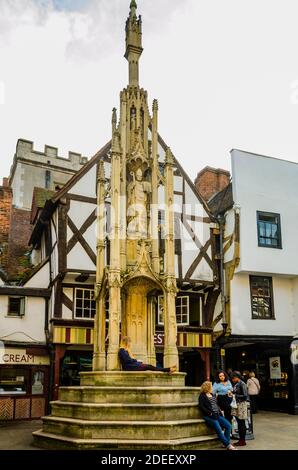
left=130, top=1, right=137, bottom=11
left=112, top=108, right=117, bottom=133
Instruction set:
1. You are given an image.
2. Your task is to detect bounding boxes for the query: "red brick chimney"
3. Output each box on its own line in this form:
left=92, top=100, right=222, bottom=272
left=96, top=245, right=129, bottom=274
left=195, top=166, right=230, bottom=202
left=0, top=178, right=13, bottom=273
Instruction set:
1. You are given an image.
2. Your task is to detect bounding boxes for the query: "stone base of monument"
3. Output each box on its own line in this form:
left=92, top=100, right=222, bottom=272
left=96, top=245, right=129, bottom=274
left=33, top=372, right=219, bottom=450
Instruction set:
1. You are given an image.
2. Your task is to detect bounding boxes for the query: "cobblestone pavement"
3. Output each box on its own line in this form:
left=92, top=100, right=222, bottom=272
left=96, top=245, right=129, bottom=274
left=0, top=412, right=297, bottom=450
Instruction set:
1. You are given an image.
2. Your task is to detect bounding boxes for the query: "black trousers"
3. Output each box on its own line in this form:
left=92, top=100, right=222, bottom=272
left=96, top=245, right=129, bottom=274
left=249, top=395, right=258, bottom=413
left=217, top=396, right=232, bottom=423
left=223, top=406, right=232, bottom=424
left=236, top=418, right=247, bottom=441
left=137, top=364, right=171, bottom=372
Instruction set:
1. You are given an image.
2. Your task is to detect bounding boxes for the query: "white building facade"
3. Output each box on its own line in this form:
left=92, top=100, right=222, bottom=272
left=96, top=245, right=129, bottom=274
left=216, top=149, right=298, bottom=414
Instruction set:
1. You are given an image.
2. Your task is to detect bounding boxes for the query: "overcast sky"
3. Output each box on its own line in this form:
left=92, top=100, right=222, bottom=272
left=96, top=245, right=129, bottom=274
left=1, top=0, right=298, bottom=183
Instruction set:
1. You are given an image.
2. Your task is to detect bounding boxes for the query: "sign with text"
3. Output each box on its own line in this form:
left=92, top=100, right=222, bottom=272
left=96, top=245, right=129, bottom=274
left=0, top=348, right=50, bottom=366
left=269, top=356, right=282, bottom=379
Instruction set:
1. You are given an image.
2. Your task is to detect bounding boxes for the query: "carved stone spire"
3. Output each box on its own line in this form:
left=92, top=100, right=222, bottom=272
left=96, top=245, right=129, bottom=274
left=125, top=0, right=143, bottom=87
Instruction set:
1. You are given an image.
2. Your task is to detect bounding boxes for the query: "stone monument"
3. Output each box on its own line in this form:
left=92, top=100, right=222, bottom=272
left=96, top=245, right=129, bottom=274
left=33, top=1, right=218, bottom=450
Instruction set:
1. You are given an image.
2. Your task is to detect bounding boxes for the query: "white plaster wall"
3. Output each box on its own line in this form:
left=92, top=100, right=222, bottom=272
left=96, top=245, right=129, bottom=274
left=230, top=273, right=295, bottom=336
left=231, top=149, right=298, bottom=275
left=292, top=278, right=298, bottom=337
left=224, top=209, right=235, bottom=263
left=0, top=296, right=46, bottom=343
left=24, top=262, right=49, bottom=288
left=70, top=166, right=97, bottom=197
left=68, top=201, right=96, bottom=230
left=67, top=243, right=95, bottom=271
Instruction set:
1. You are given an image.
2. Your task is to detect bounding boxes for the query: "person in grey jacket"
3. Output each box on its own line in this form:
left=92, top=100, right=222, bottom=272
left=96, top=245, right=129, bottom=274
left=231, top=371, right=249, bottom=446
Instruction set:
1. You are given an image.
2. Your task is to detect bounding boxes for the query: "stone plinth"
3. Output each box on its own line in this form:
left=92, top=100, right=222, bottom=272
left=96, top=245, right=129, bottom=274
left=33, top=372, right=218, bottom=450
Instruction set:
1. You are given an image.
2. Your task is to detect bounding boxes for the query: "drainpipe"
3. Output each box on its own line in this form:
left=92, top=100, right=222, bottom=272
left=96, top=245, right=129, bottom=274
left=217, top=213, right=228, bottom=369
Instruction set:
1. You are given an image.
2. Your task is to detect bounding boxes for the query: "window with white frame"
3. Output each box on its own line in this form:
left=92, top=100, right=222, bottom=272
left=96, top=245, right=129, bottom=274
left=158, top=295, right=189, bottom=326
left=74, top=289, right=96, bottom=319
left=176, top=296, right=189, bottom=325
left=7, top=297, right=25, bottom=317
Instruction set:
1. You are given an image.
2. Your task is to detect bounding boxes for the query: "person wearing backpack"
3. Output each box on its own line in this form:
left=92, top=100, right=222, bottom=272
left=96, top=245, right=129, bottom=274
left=247, top=371, right=261, bottom=414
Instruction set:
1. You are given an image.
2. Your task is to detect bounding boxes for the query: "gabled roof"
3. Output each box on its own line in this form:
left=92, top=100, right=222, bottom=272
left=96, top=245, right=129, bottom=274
left=157, top=134, right=214, bottom=219
left=30, top=134, right=215, bottom=246
left=51, top=141, right=112, bottom=204
left=29, top=141, right=111, bottom=247
left=208, top=183, right=234, bottom=216
left=31, top=187, right=55, bottom=224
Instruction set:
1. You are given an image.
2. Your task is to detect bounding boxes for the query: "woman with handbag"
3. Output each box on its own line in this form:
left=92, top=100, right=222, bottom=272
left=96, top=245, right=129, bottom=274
left=247, top=371, right=261, bottom=413
left=213, top=370, right=233, bottom=423
left=231, top=371, right=249, bottom=447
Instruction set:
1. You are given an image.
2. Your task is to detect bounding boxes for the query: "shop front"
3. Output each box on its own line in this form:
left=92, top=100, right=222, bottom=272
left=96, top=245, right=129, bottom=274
left=222, top=336, right=295, bottom=413
left=52, top=325, right=94, bottom=399
left=155, top=330, right=212, bottom=386
left=52, top=325, right=212, bottom=397
left=0, top=346, right=50, bottom=421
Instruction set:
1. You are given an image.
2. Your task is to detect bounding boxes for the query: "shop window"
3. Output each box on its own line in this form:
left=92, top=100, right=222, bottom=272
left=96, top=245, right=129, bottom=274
left=257, top=211, right=282, bottom=249
left=74, top=288, right=96, bottom=319
left=7, top=297, right=25, bottom=317
left=0, top=368, right=29, bottom=395
left=158, top=295, right=189, bottom=326
left=250, top=276, right=275, bottom=319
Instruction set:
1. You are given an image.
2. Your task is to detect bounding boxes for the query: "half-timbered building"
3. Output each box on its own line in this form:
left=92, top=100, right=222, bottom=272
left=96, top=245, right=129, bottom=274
left=25, top=1, right=222, bottom=398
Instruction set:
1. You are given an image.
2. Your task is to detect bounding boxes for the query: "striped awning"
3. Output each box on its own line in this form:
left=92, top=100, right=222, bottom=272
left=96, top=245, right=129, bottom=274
left=53, top=326, right=211, bottom=349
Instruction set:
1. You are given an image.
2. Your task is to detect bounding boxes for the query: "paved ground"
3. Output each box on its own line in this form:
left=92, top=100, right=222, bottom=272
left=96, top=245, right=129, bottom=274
left=0, top=412, right=297, bottom=450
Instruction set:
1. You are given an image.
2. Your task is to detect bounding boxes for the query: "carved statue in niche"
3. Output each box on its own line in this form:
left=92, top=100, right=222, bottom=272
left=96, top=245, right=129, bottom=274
left=127, top=167, right=151, bottom=239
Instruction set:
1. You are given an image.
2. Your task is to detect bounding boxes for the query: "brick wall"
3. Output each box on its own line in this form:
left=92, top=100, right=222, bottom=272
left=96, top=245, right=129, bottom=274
left=0, top=178, right=13, bottom=275
left=195, top=166, right=230, bottom=202
left=7, top=208, right=32, bottom=280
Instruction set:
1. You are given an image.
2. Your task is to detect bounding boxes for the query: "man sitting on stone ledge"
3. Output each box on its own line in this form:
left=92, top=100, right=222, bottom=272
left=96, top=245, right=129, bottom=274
left=119, top=337, right=177, bottom=374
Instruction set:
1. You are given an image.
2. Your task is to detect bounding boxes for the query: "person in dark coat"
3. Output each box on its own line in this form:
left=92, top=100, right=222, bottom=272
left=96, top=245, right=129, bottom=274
left=199, top=381, right=236, bottom=450
left=118, top=336, right=177, bottom=373
left=231, top=371, right=249, bottom=447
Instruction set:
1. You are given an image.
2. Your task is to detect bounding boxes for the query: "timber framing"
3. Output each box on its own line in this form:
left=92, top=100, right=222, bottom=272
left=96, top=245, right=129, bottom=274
left=67, top=209, right=97, bottom=258
left=0, top=287, right=51, bottom=298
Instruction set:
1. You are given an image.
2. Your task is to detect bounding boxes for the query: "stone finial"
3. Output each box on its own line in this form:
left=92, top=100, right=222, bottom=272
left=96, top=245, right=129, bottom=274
left=98, top=159, right=105, bottom=182
left=130, top=0, right=137, bottom=16
left=112, top=107, right=117, bottom=133
left=125, top=0, right=143, bottom=87
left=153, top=99, right=158, bottom=112
left=165, top=147, right=174, bottom=166
left=112, top=131, right=121, bottom=155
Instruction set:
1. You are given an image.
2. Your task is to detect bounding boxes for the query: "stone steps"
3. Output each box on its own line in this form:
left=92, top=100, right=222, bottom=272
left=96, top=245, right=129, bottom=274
left=51, top=401, right=199, bottom=421
left=33, top=372, right=218, bottom=450
left=32, top=429, right=220, bottom=450
left=58, top=386, right=200, bottom=404
left=41, top=415, right=211, bottom=440
left=79, top=371, right=186, bottom=387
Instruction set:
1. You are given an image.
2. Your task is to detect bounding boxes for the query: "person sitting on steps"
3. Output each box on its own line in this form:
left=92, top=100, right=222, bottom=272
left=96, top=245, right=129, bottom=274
left=118, top=336, right=177, bottom=374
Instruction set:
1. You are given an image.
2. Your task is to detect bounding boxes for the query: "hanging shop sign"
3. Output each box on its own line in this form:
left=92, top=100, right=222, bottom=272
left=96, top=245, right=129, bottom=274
left=269, top=356, right=282, bottom=379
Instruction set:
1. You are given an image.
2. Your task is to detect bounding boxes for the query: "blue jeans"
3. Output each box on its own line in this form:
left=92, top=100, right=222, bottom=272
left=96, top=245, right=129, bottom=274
left=204, top=415, right=231, bottom=447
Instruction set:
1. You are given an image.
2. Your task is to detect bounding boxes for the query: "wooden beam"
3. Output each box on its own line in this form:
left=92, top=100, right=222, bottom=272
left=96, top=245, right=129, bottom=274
left=62, top=292, right=73, bottom=313
left=67, top=216, right=96, bottom=265
left=67, top=194, right=97, bottom=204
left=67, top=209, right=96, bottom=253
left=185, top=239, right=213, bottom=279
left=0, top=287, right=51, bottom=298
